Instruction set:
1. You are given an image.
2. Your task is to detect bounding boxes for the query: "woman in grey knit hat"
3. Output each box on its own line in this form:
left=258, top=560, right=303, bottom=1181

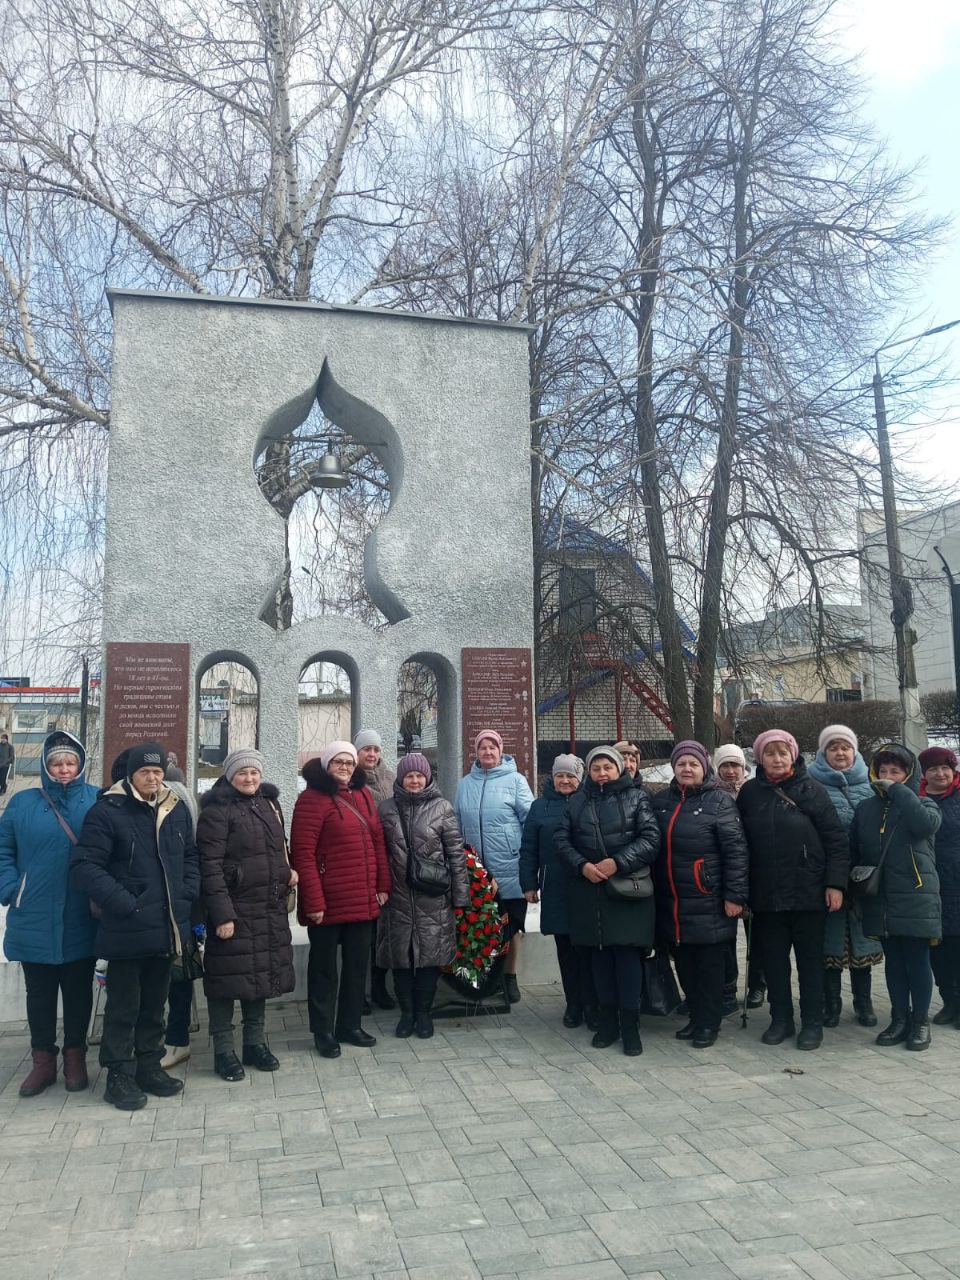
left=519, top=755, right=597, bottom=1030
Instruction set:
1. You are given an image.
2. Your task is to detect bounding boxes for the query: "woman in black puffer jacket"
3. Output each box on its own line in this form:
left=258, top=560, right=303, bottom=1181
left=738, top=730, right=849, bottom=1052
left=376, top=753, right=469, bottom=1039
left=555, top=745, right=660, bottom=1057
left=652, top=741, right=748, bottom=1048
left=198, top=750, right=296, bottom=1083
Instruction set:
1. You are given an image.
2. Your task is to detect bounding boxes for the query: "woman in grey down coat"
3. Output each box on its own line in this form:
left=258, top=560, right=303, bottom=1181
left=377, top=753, right=469, bottom=1039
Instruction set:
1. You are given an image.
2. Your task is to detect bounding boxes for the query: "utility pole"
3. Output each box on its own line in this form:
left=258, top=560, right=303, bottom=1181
left=872, top=358, right=926, bottom=754
left=79, top=655, right=89, bottom=747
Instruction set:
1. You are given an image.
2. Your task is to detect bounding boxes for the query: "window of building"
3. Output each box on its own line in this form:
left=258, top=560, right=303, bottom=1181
left=558, top=566, right=598, bottom=633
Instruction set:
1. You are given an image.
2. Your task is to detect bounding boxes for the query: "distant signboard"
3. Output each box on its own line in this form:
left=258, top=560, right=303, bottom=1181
left=0, top=676, right=30, bottom=688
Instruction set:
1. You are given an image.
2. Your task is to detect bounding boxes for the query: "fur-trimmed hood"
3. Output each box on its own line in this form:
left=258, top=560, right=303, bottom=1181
left=200, top=775, right=280, bottom=810
left=301, top=757, right=368, bottom=795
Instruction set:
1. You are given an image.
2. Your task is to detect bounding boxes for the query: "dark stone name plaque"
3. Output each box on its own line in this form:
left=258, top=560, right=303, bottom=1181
left=103, top=642, right=191, bottom=784
left=461, top=647, right=535, bottom=784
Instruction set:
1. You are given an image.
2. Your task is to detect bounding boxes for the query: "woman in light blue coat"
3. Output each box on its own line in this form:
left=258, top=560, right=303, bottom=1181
left=807, top=724, right=883, bottom=1028
left=455, top=728, right=534, bottom=1003
left=0, top=731, right=99, bottom=1095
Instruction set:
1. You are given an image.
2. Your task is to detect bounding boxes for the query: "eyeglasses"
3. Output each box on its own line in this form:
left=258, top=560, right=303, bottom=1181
left=330, top=757, right=355, bottom=768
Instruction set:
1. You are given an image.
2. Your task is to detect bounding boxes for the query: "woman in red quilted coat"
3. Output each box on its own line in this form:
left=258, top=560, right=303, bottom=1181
left=291, top=741, right=391, bottom=1059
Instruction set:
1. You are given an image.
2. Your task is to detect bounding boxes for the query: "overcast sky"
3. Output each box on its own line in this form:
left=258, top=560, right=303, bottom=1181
left=842, top=0, right=960, bottom=482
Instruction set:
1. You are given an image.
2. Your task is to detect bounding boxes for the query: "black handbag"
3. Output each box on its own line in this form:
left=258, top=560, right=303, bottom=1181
left=639, top=951, right=682, bottom=1016
left=407, top=851, right=451, bottom=897
left=848, top=864, right=882, bottom=897
left=606, top=866, right=654, bottom=900
left=587, top=798, right=654, bottom=900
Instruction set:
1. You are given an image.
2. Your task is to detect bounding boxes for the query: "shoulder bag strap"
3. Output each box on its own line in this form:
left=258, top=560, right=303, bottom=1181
left=40, top=789, right=79, bottom=845
left=266, top=799, right=291, bottom=868
left=589, top=798, right=610, bottom=858
left=337, top=795, right=371, bottom=831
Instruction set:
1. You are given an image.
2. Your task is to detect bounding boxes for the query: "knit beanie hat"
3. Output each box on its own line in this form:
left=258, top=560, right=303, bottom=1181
left=397, top=752, right=432, bottom=783
left=44, top=733, right=81, bottom=767
left=223, top=748, right=265, bottom=782
left=585, top=745, right=624, bottom=775
left=919, top=745, right=959, bottom=772
left=354, top=729, right=382, bottom=751
left=872, top=743, right=914, bottom=774
left=670, top=740, right=711, bottom=775
left=552, top=753, right=584, bottom=780
left=818, top=724, right=858, bottom=755
left=474, top=728, right=503, bottom=753
left=713, top=743, right=746, bottom=772
left=613, top=740, right=640, bottom=758
left=126, top=742, right=166, bottom=776
left=752, top=729, right=799, bottom=764
left=319, top=740, right=358, bottom=770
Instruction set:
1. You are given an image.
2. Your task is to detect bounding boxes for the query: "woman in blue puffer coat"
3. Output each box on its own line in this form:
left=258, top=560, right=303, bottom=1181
left=0, top=731, right=99, bottom=1096
left=807, top=725, right=884, bottom=1029
left=455, top=728, right=534, bottom=1004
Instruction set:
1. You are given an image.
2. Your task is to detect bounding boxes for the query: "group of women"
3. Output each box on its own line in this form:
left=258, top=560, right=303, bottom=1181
left=3, top=717, right=958, bottom=1097
left=522, top=725, right=959, bottom=1055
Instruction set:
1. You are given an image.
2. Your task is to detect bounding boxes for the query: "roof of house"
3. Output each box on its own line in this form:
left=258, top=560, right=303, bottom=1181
left=542, top=513, right=697, bottom=642
left=721, top=602, right=865, bottom=663
left=537, top=513, right=695, bottom=715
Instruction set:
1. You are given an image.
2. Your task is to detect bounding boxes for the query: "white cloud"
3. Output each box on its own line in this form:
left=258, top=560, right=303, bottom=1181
left=839, top=0, right=960, bottom=83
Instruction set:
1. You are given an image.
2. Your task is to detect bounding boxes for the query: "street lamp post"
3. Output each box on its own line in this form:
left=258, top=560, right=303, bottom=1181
left=871, top=318, right=960, bottom=754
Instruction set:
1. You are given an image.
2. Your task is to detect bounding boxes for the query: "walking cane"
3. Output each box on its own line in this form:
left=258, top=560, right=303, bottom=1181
left=740, top=914, right=751, bottom=1030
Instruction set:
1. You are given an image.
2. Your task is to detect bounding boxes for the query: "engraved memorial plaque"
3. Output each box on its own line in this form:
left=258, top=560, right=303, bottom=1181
left=461, top=647, right=535, bottom=784
left=103, top=642, right=191, bottom=782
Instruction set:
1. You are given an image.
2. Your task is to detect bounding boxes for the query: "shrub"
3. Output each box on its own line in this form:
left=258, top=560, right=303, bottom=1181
left=732, top=700, right=900, bottom=760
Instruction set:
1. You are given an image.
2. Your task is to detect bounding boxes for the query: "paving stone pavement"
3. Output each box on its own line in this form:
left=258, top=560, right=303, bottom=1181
left=1, top=982, right=960, bottom=1280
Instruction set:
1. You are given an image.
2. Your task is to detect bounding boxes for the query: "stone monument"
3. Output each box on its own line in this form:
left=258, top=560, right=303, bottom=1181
left=100, top=290, right=535, bottom=801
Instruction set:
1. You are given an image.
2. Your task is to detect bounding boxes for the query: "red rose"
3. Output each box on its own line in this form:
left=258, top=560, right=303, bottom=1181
left=467, top=912, right=478, bottom=924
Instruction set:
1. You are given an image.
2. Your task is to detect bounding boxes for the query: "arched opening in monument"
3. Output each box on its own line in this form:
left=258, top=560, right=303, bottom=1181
left=397, top=653, right=458, bottom=795
left=195, top=654, right=260, bottom=793
left=299, top=655, right=356, bottom=769
left=255, top=362, right=408, bottom=632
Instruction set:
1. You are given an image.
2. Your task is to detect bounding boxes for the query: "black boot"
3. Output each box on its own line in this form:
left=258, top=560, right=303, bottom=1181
left=906, top=1016, right=931, bottom=1051
left=619, top=1008, right=642, bottom=1056
left=214, top=1051, right=246, bottom=1082
left=876, top=1011, right=910, bottom=1046
left=104, top=1069, right=148, bottom=1111
left=692, top=1026, right=719, bottom=1049
left=932, top=994, right=958, bottom=1025
left=584, top=1005, right=599, bottom=1031
left=797, top=1023, right=823, bottom=1051
left=371, top=967, right=396, bottom=1011
left=591, top=1006, right=620, bottom=1049
left=761, top=1017, right=796, bottom=1045
left=136, top=1064, right=184, bottom=1096
left=675, top=1020, right=696, bottom=1040
left=504, top=974, right=521, bottom=1004
left=242, top=1043, right=279, bottom=1071
left=822, top=969, right=842, bottom=1028
left=396, top=998, right=414, bottom=1039
left=850, top=967, right=878, bottom=1027
left=393, top=969, right=415, bottom=1037
left=746, top=984, right=766, bottom=1009
left=563, top=1004, right=583, bottom=1028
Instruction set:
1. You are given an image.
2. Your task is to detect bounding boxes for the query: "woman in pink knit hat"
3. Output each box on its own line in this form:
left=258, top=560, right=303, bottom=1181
left=737, top=729, right=849, bottom=1051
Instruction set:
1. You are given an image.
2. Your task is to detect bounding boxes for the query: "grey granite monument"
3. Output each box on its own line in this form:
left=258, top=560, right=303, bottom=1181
left=100, top=290, right=535, bottom=802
